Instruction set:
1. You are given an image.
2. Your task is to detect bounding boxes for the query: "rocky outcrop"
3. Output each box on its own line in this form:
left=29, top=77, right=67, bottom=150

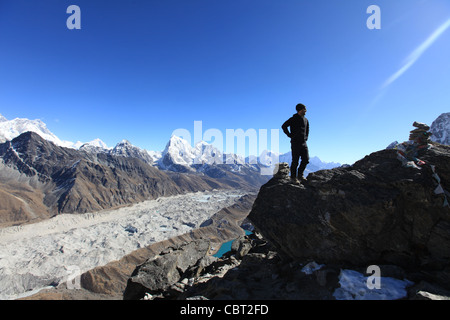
left=123, top=239, right=212, bottom=300
left=248, top=141, right=450, bottom=287
left=176, top=233, right=342, bottom=300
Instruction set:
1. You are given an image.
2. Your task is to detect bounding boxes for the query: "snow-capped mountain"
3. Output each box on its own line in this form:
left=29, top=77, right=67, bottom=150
left=110, top=139, right=154, bottom=165
left=0, top=113, right=79, bottom=148
left=0, top=131, right=262, bottom=225
left=158, top=136, right=231, bottom=172
left=159, top=135, right=196, bottom=171
left=85, top=138, right=110, bottom=149
left=79, top=138, right=111, bottom=153
left=0, top=113, right=341, bottom=175
left=430, top=112, right=450, bottom=145
left=158, top=135, right=266, bottom=173
left=194, top=140, right=224, bottom=165
left=79, top=138, right=155, bottom=165
left=157, top=135, right=341, bottom=175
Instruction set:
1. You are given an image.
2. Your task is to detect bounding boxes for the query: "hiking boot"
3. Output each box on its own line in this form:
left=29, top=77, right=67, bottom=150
left=290, top=177, right=300, bottom=185
left=299, top=176, right=307, bottom=183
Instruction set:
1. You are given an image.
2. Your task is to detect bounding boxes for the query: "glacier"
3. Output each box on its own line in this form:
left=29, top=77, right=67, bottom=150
left=0, top=189, right=246, bottom=300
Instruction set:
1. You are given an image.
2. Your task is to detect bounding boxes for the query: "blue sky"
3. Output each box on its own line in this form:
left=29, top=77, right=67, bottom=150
left=1, top=0, right=449, bottom=164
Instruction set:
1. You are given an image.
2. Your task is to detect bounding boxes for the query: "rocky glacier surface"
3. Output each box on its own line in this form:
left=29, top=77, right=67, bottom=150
left=0, top=189, right=246, bottom=300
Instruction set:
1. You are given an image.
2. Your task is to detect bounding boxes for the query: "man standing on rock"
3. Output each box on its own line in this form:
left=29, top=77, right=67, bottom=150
left=282, top=103, right=310, bottom=184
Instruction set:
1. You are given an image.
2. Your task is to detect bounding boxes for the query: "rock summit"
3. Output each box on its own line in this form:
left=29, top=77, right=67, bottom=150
left=249, top=123, right=450, bottom=287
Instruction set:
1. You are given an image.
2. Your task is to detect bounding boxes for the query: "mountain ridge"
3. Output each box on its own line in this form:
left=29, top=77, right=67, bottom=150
left=0, top=113, right=341, bottom=173
left=0, top=132, right=264, bottom=227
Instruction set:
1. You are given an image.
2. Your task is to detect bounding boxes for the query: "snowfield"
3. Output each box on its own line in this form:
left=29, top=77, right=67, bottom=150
left=0, top=190, right=246, bottom=300
left=333, top=269, right=412, bottom=300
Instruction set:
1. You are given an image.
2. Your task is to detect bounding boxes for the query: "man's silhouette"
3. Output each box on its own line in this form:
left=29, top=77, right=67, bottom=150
left=282, top=103, right=310, bottom=184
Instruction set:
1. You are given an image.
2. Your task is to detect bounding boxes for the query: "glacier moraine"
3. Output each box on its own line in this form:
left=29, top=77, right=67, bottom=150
left=0, top=189, right=246, bottom=300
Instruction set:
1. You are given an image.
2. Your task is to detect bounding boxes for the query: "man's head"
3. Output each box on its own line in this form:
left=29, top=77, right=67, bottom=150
left=296, top=103, right=307, bottom=116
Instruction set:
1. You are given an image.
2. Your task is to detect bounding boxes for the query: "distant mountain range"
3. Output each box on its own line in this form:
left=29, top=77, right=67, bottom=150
left=0, top=113, right=341, bottom=174
left=0, top=131, right=270, bottom=227
left=2, top=111, right=447, bottom=227
left=3, top=112, right=448, bottom=173
left=0, top=113, right=345, bottom=227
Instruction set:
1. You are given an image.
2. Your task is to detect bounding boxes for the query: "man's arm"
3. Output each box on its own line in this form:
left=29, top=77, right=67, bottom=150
left=282, top=118, right=292, bottom=138
left=305, top=119, right=309, bottom=141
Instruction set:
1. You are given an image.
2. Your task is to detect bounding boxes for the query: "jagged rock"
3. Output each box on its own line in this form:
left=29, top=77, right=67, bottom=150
left=123, top=239, right=211, bottom=300
left=179, top=233, right=340, bottom=300
left=231, top=236, right=252, bottom=259
left=248, top=143, right=450, bottom=287
left=272, top=162, right=290, bottom=181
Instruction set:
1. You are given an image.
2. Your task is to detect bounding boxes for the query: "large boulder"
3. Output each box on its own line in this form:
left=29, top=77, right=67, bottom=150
left=248, top=143, right=450, bottom=285
left=123, top=239, right=211, bottom=300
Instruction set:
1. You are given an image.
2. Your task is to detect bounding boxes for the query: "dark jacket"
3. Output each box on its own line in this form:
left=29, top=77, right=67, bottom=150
left=282, top=113, right=309, bottom=145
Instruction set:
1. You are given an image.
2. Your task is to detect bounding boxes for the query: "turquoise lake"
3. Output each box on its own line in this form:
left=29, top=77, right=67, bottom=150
left=213, top=230, right=252, bottom=258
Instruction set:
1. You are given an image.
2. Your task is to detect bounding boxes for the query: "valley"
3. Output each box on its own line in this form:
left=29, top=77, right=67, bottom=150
left=0, top=189, right=249, bottom=300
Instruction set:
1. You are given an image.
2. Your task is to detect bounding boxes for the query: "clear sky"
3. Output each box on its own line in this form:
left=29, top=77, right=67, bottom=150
left=1, top=0, right=449, bottom=164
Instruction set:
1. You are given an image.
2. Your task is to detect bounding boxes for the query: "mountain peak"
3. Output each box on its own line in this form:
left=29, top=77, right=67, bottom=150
left=117, top=139, right=132, bottom=145
left=79, top=138, right=110, bottom=153
left=166, top=135, right=191, bottom=147
left=88, top=138, right=109, bottom=149
left=9, top=131, right=59, bottom=153
left=110, top=139, right=153, bottom=164
left=11, top=130, right=44, bottom=144
left=159, top=135, right=195, bottom=171
left=430, top=112, right=450, bottom=145
left=0, top=115, right=76, bottom=148
left=113, top=139, right=136, bottom=151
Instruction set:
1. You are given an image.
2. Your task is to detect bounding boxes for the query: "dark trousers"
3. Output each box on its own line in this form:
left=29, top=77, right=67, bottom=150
left=291, top=143, right=309, bottom=179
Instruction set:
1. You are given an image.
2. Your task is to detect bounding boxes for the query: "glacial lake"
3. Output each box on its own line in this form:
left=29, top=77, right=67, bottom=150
left=213, top=230, right=252, bottom=258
